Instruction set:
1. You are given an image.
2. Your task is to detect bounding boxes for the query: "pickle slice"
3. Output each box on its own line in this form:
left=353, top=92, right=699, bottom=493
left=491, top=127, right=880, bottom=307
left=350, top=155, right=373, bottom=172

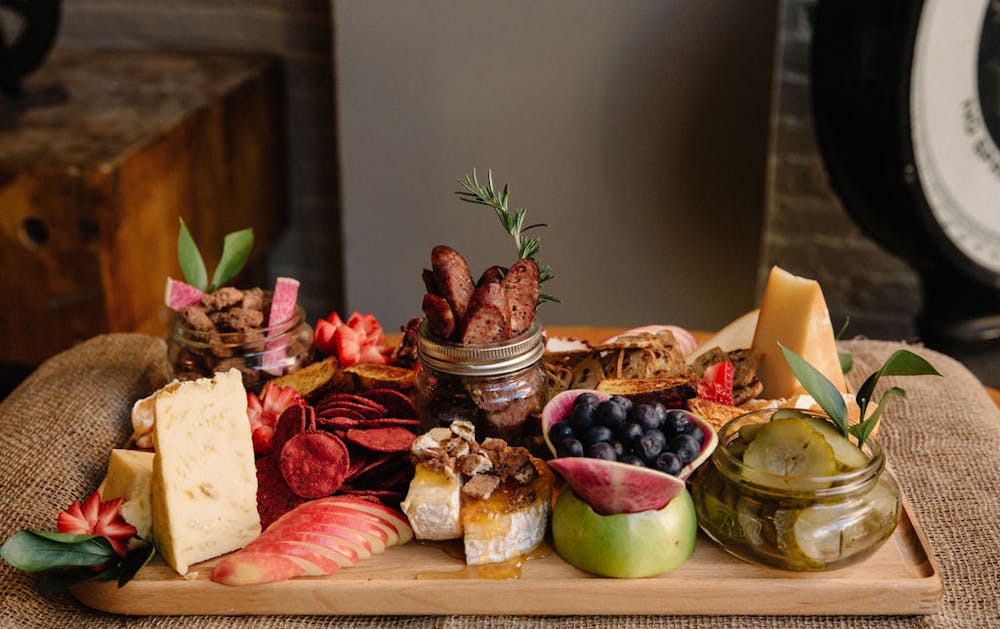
left=742, top=418, right=837, bottom=489
left=773, top=409, right=869, bottom=471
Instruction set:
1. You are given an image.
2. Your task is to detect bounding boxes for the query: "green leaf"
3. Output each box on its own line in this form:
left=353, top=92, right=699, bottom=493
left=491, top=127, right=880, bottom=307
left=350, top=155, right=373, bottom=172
left=0, top=531, right=115, bottom=572
left=850, top=387, right=906, bottom=446
left=209, top=228, right=254, bottom=291
left=779, top=342, right=848, bottom=435
left=177, top=218, right=208, bottom=291
left=116, top=543, right=156, bottom=588
left=855, top=349, right=941, bottom=420
left=839, top=351, right=854, bottom=374
left=38, top=569, right=106, bottom=596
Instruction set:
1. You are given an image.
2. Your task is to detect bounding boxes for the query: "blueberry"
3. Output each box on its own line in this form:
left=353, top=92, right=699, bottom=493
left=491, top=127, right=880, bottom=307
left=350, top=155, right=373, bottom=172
left=595, top=400, right=627, bottom=430
left=549, top=420, right=574, bottom=443
left=669, top=434, right=701, bottom=464
left=620, top=454, right=645, bottom=467
left=570, top=404, right=596, bottom=432
left=654, top=451, right=683, bottom=475
left=651, top=402, right=667, bottom=421
left=616, top=422, right=644, bottom=447
left=556, top=437, right=584, bottom=458
left=609, top=395, right=633, bottom=412
left=587, top=442, right=617, bottom=461
left=630, top=404, right=663, bottom=431
left=611, top=440, right=625, bottom=458
left=639, top=429, right=667, bottom=462
left=585, top=424, right=614, bottom=446
left=663, top=409, right=692, bottom=436
left=573, top=392, right=600, bottom=409
left=683, top=422, right=706, bottom=446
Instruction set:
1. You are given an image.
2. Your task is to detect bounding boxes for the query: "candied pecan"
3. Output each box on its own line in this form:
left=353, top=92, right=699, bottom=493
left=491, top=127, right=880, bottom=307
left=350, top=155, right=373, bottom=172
left=241, top=287, right=264, bottom=312
left=201, top=287, right=245, bottom=311
left=458, top=451, right=492, bottom=477
left=179, top=306, right=215, bottom=331
left=496, top=447, right=535, bottom=484
left=461, top=474, right=500, bottom=501
left=211, top=307, right=265, bottom=332
left=507, top=486, right=536, bottom=510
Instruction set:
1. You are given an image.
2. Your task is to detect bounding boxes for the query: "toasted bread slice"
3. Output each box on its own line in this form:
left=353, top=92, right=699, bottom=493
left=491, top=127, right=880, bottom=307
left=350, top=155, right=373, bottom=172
left=343, top=363, right=416, bottom=393
left=686, top=397, right=747, bottom=432
left=595, top=377, right=696, bottom=406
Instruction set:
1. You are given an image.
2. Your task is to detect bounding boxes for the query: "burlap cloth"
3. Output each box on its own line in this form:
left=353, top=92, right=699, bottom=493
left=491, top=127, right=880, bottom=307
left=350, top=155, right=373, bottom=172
left=2, top=334, right=998, bottom=628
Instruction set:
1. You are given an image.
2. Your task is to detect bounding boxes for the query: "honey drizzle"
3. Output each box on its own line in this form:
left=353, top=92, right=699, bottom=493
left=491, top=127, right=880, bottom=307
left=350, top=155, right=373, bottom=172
left=416, top=540, right=553, bottom=580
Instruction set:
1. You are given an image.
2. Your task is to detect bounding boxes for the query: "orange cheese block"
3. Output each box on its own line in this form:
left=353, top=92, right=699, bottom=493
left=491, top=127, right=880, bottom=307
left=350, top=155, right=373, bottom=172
left=751, top=266, right=846, bottom=399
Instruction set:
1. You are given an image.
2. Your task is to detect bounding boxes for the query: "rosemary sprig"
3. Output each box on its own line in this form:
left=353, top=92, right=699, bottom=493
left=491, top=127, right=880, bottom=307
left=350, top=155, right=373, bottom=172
left=456, top=169, right=559, bottom=304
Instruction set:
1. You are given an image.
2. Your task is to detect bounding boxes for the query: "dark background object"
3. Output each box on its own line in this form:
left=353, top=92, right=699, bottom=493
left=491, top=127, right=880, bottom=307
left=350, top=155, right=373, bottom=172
left=0, top=0, right=60, bottom=95
left=812, top=0, right=1000, bottom=383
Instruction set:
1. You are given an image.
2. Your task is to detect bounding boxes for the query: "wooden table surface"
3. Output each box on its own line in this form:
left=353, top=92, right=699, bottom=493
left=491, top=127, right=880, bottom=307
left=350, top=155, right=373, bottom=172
left=541, top=326, right=1000, bottom=409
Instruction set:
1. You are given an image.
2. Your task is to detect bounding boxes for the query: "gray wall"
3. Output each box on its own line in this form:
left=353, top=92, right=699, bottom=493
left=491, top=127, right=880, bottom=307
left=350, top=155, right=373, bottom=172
left=334, top=0, right=778, bottom=331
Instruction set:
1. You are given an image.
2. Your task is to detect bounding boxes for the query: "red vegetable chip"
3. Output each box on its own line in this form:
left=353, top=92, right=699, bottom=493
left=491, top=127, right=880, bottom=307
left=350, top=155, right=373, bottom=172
left=345, top=452, right=394, bottom=482
left=333, top=401, right=386, bottom=419
left=316, top=415, right=359, bottom=430
left=353, top=458, right=414, bottom=489
left=359, top=389, right=418, bottom=419
left=256, top=456, right=304, bottom=530
left=345, top=427, right=417, bottom=453
left=271, top=405, right=311, bottom=456
left=317, top=395, right=386, bottom=414
left=353, top=417, right=420, bottom=430
left=279, top=430, right=350, bottom=499
left=315, top=406, right=366, bottom=421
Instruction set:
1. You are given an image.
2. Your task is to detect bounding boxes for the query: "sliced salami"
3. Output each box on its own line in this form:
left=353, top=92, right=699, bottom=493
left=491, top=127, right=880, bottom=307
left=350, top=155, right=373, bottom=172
left=431, top=245, right=475, bottom=322
left=460, top=282, right=511, bottom=344
left=422, top=292, right=456, bottom=340
left=499, top=258, right=539, bottom=335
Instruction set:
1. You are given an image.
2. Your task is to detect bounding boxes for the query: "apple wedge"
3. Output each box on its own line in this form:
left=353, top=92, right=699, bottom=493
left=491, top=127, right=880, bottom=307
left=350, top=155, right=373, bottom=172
left=211, top=552, right=305, bottom=586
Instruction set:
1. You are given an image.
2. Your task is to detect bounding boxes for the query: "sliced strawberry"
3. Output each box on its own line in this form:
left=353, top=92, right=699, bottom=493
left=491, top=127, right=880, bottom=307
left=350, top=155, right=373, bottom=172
left=314, top=310, right=393, bottom=366
left=697, top=361, right=735, bottom=406
left=246, top=383, right=305, bottom=454
left=57, top=492, right=137, bottom=556
left=334, top=325, right=363, bottom=366
left=313, top=319, right=339, bottom=356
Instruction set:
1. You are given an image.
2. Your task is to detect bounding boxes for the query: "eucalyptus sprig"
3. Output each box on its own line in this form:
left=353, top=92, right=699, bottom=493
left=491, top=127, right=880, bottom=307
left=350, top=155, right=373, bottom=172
left=0, top=530, right=156, bottom=594
left=779, top=343, right=941, bottom=447
left=456, top=169, right=558, bottom=304
left=178, top=218, right=254, bottom=292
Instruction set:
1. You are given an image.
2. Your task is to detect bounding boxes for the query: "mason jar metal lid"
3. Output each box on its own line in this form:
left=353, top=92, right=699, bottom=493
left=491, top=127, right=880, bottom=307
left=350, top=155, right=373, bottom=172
left=417, top=319, right=544, bottom=376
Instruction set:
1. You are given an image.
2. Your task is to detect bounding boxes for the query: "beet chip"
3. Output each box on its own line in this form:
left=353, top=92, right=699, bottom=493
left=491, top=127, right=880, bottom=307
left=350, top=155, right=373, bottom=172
left=256, top=456, right=305, bottom=530
left=315, top=407, right=366, bottom=421
left=353, top=418, right=420, bottom=430
left=318, top=401, right=383, bottom=419
left=279, top=430, right=350, bottom=499
left=272, top=405, right=313, bottom=455
left=359, top=389, right=418, bottom=419
left=345, top=452, right=393, bottom=482
left=319, top=393, right=385, bottom=410
left=345, top=427, right=417, bottom=453
left=316, top=415, right=359, bottom=430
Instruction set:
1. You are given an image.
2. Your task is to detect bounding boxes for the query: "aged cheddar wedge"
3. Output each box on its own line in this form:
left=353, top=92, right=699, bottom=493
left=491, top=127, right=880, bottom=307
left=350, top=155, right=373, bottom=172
left=751, top=266, right=846, bottom=399
left=151, top=369, right=261, bottom=575
left=98, top=449, right=154, bottom=540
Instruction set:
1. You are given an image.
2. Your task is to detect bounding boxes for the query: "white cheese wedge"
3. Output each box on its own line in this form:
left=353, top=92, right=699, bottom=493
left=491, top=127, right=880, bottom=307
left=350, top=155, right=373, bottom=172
left=130, top=380, right=180, bottom=449
left=462, top=493, right=550, bottom=566
left=751, top=266, right=847, bottom=399
left=98, top=449, right=154, bottom=540
left=400, top=465, right=463, bottom=541
left=151, top=369, right=261, bottom=575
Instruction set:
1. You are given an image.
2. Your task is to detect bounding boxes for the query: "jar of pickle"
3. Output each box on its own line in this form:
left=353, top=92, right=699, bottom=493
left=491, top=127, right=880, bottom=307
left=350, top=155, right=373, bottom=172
left=691, top=408, right=901, bottom=571
left=416, top=320, right=546, bottom=445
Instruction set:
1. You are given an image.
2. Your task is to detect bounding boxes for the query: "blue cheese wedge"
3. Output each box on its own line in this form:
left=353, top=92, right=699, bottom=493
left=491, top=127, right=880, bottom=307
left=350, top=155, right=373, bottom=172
left=98, top=449, right=155, bottom=540
left=151, top=369, right=260, bottom=575
left=401, top=422, right=552, bottom=565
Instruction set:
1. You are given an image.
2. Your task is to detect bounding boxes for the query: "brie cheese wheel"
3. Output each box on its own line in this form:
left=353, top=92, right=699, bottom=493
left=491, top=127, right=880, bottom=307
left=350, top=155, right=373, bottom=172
left=462, top=492, right=550, bottom=566
left=98, top=449, right=154, bottom=540
left=400, top=466, right=463, bottom=540
left=752, top=266, right=846, bottom=399
left=151, top=369, right=261, bottom=575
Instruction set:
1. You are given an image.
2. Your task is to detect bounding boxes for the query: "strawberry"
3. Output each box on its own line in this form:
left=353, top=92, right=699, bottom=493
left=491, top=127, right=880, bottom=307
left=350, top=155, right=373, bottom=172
left=246, top=383, right=305, bottom=454
left=333, top=324, right=362, bottom=366
left=315, top=310, right=393, bottom=367
left=697, top=361, right=735, bottom=406
left=57, top=492, right=137, bottom=557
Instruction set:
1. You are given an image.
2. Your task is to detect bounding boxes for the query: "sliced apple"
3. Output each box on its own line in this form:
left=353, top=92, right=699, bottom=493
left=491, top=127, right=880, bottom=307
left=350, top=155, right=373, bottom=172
left=211, top=552, right=305, bottom=586
left=244, top=539, right=346, bottom=573
left=275, top=512, right=390, bottom=553
left=285, top=506, right=401, bottom=545
left=322, top=497, right=414, bottom=544
left=264, top=528, right=373, bottom=560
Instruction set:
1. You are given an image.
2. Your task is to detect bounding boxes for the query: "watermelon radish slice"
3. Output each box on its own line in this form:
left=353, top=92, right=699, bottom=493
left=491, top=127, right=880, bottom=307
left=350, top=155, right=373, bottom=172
left=262, top=277, right=301, bottom=373
left=541, top=389, right=718, bottom=515
left=600, top=325, right=698, bottom=356
left=164, top=277, right=205, bottom=311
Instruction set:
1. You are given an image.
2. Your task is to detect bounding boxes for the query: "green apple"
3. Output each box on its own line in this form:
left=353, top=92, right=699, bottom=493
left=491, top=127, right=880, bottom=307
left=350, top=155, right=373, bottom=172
left=552, top=487, right=697, bottom=578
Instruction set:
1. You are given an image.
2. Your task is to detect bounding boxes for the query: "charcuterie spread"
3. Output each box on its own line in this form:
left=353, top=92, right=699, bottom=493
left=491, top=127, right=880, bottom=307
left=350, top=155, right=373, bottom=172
left=0, top=171, right=944, bottom=615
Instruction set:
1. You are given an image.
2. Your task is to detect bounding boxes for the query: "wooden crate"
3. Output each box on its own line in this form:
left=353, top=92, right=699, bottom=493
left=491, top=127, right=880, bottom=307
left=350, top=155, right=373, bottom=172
left=0, top=49, right=287, bottom=365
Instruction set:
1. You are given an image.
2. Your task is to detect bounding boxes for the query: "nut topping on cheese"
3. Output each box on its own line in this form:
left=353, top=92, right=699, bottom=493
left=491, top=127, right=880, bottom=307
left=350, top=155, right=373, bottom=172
left=151, top=369, right=261, bottom=575
left=401, top=420, right=552, bottom=565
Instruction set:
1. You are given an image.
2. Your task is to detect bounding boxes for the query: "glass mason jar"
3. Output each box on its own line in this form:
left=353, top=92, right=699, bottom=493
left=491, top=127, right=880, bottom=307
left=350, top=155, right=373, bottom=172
left=166, top=293, right=313, bottom=394
left=416, top=319, right=547, bottom=446
left=691, top=409, right=901, bottom=571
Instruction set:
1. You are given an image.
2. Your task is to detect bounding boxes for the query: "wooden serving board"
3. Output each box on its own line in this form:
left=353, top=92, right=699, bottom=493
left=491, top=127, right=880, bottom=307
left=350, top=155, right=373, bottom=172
left=71, top=497, right=941, bottom=617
